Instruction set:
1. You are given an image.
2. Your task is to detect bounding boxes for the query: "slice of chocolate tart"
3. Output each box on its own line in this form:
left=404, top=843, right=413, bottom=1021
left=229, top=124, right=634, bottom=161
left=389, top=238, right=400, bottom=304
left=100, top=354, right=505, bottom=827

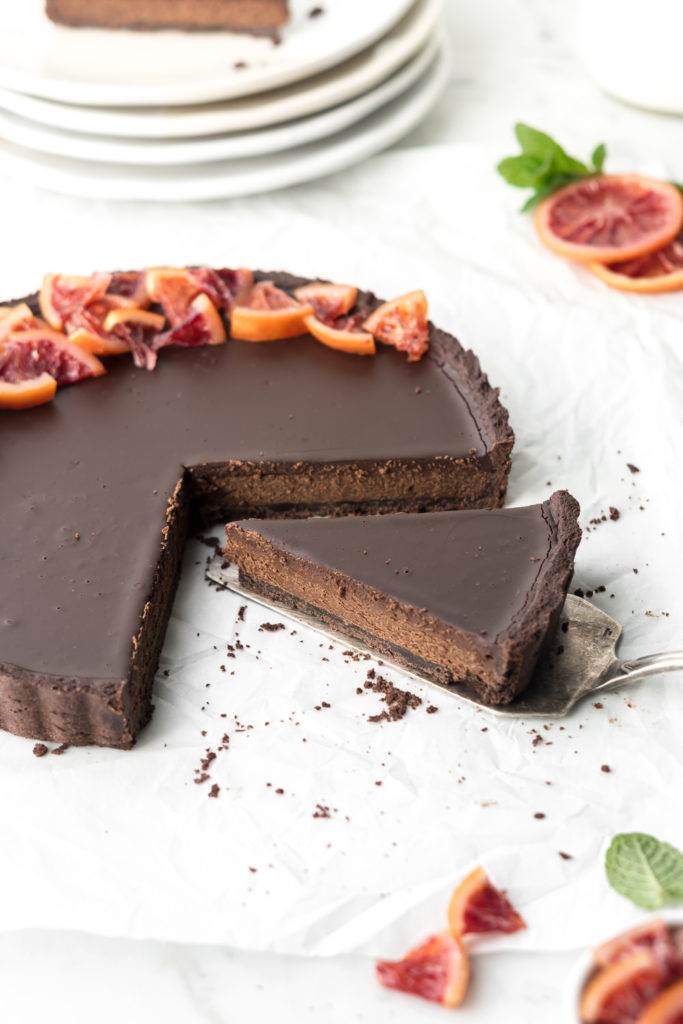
left=224, top=492, right=581, bottom=705
left=45, top=0, right=290, bottom=34
left=0, top=270, right=513, bottom=748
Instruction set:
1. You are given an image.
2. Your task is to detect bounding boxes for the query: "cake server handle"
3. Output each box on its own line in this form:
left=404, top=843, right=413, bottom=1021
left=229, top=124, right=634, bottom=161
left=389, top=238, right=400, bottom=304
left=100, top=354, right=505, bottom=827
left=594, top=650, right=683, bottom=691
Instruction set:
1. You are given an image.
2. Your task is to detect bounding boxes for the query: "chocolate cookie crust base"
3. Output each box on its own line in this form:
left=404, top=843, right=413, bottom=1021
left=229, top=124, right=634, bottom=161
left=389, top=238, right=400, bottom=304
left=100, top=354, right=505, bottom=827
left=0, top=271, right=513, bottom=748
left=46, top=0, right=289, bottom=33
left=224, top=493, right=581, bottom=705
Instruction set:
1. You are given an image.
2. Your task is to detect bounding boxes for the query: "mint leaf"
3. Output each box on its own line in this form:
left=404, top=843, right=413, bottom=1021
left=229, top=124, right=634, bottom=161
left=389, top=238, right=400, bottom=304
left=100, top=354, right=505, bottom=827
left=499, top=124, right=607, bottom=210
left=591, top=143, right=607, bottom=174
left=606, top=833, right=683, bottom=910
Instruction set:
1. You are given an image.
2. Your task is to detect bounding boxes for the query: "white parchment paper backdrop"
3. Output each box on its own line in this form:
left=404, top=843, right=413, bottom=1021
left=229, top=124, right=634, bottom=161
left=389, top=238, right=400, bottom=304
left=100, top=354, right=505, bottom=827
left=1, top=144, right=681, bottom=957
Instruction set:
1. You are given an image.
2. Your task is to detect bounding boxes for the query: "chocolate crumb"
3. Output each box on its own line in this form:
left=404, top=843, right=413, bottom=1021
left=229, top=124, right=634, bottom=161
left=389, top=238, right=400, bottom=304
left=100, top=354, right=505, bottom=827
left=309, top=5, right=324, bottom=16
left=313, top=804, right=331, bottom=818
left=574, top=588, right=585, bottom=598
left=32, top=743, right=48, bottom=758
left=601, top=764, right=612, bottom=773
left=534, top=812, right=546, bottom=819
left=593, top=702, right=604, bottom=709
left=259, top=622, right=285, bottom=632
left=237, top=605, right=246, bottom=621
left=51, top=743, right=69, bottom=756
left=426, top=705, right=438, bottom=714
left=208, top=784, right=220, bottom=798
left=609, top=507, right=620, bottom=521
left=559, top=851, right=573, bottom=860
left=275, top=788, right=284, bottom=795
left=627, top=463, right=640, bottom=474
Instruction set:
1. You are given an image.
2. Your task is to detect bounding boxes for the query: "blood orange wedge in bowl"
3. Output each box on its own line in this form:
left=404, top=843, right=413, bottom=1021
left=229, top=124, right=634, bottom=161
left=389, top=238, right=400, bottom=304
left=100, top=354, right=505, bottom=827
left=588, top=229, right=683, bottom=293
left=534, top=175, right=683, bottom=264
left=566, top=917, right=683, bottom=1024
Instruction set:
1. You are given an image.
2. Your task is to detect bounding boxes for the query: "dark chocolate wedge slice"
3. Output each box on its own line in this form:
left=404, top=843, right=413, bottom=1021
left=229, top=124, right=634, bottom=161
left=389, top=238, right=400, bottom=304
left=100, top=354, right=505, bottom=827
left=224, top=492, right=581, bottom=705
left=0, top=271, right=513, bottom=748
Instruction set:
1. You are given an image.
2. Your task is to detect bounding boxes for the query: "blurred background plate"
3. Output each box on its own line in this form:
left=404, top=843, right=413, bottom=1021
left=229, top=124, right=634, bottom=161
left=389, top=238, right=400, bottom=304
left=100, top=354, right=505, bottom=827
left=0, top=0, right=416, bottom=107
left=0, top=0, right=442, bottom=138
left=0, top=38, right=450, bottom=201
left=0, top=36, right=440, bottom=165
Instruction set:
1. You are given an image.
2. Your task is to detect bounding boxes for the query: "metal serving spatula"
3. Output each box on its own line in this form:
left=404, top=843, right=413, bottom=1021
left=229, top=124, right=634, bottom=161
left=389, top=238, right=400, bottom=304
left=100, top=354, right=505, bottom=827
left=205, top=556, right=683, bottom=718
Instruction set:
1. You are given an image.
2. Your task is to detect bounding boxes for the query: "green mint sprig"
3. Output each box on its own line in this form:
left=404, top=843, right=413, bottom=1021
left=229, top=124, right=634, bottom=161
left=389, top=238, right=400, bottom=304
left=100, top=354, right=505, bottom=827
left=606, top=833, right=683, bottom=910
left=497, top=123, right=606, bottom=211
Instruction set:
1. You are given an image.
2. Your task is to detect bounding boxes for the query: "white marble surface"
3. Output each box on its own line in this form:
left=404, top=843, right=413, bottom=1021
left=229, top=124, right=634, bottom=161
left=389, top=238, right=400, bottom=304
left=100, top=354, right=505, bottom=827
left=3, top=1, right=683, bottom=1021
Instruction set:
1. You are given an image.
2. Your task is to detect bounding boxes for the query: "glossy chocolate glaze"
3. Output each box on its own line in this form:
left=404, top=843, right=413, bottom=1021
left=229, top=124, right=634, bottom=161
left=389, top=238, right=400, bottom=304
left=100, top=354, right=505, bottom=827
left=0, top=273, right=506, bottom=688
left=230, top=505, right=555, bottom=640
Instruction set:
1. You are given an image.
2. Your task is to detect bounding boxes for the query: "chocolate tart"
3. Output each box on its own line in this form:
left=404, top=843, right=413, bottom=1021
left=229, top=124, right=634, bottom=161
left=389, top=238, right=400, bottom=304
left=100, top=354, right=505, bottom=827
left=0, top=271, right=513, bottom=748
left=224, top=492, right=581, bottom=705
left=45, top=0, right=289, bottom=33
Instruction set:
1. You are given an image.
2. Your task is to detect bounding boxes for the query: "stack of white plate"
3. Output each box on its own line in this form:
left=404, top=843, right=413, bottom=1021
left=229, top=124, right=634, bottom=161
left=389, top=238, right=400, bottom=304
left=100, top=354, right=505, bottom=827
left=0, top=0, right=448, bottom=201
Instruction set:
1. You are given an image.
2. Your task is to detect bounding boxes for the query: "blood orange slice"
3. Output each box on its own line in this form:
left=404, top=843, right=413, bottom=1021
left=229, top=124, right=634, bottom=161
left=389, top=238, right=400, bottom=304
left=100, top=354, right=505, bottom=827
left=588, top=229, right=683, bottom=293
left=189, top=267, right=254, bottom=312
left=0, top=328, right=105, bottom=409
left=145, top=267, right=200, bottom=326
left=639, top=978, right=683, bottom=1024
left=0, top=373, right=57, bottom=410
left=39, top=272, right=112, bottom=330
left=231, top=281, right=313, bottom=342
left=448, top=867, right=527, bottom=937
left=304, top=312, right=375, bottom=355
left=363, top=290, right=430, bottom=362
left=580, top=951, right=668, bottom=1024
left=595, top=920, right=678, bottom=970
left=154, top=294, right=226, bottom=351
left=293, top=282, right=357, bottom=321
left=0, top=303, right=46, bottom=342
left=534, top=175, right=683, bottom=264
left=376, top=931, right=469, bottom=1008
left=107, top=270, right=150, bottom=308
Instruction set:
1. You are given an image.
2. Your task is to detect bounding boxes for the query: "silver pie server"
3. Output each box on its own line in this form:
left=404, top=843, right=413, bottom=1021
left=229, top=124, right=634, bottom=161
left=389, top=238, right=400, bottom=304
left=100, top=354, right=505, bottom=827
left=205, top=555, right=683, bottom=718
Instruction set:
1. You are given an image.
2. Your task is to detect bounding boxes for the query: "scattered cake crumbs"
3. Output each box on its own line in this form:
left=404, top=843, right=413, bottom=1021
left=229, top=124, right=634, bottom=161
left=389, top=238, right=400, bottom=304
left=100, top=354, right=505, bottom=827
left=32, top=743, right=48, bottom=758
left=259, top=622, right=286, bottom=632
left=364, top=670, right=422, bottom=722
left=313, top=804, right=331, bottom=818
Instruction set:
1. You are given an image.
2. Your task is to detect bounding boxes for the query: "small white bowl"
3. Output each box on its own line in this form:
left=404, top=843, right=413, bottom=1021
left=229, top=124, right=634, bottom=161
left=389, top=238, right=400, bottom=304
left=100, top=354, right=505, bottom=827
left=563, top=912, right=683, bottom=1024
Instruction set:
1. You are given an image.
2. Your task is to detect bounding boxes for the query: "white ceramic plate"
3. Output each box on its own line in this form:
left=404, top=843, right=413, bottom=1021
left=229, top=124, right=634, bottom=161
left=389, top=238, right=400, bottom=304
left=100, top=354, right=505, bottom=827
left=0, top=0, right=416, bottom=107
left=0, top=35, right=440, bottom=166
left=0, top=39, right=450, bottom=201
left=0, top=0, right=442, bottom=139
